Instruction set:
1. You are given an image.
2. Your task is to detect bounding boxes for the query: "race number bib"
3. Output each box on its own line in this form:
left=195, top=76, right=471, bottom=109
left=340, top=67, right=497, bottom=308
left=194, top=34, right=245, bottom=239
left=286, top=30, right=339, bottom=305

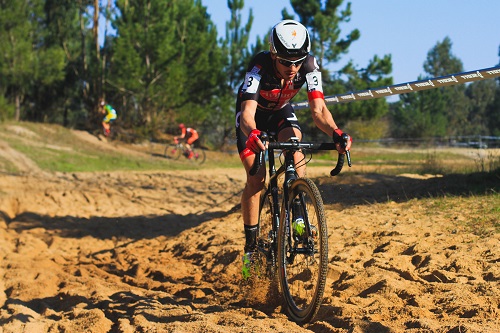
left=306, top=72, right=323, bottom=93
left=242, top=72, right=261, bottom=94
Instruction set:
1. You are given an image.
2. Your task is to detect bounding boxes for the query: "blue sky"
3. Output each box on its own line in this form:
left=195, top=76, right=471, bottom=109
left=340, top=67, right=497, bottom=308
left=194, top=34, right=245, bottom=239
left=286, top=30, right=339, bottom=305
left=201, top=0, right=500, bottom=88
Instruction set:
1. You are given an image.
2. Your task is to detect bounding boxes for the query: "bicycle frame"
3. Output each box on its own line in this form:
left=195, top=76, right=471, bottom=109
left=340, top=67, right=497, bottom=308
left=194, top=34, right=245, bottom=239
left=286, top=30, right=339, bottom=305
left=265, top=138, right=301, bottom=259
left=175, top=143, right=187, bottom=154
left=164, top=141, right=206, bottom=164
left=259, top=137, right=335, bottom=263
left=257, top=139, right=288, bottom=268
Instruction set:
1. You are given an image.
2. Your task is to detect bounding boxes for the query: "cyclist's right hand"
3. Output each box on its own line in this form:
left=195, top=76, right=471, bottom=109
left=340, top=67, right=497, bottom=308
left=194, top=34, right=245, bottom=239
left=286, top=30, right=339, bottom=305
left=246, top=129, right=265, bottom=153
left=332, top=128, right=352, bottom=154
left=331, top=129, right=352, bottom=176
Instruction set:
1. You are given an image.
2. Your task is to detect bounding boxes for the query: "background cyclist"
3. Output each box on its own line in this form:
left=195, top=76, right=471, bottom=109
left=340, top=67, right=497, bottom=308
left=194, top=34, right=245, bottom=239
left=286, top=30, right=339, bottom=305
left=174, top=123, right=199, bottom=159
left=99, top=98, right=117, bottom=137
left=235, top=19, right=352, bottom=278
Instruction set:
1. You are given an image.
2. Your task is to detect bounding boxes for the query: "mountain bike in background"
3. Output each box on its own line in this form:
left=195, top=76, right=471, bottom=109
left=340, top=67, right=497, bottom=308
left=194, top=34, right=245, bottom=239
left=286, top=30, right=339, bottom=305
left=164, top=139, right=206, bottom=164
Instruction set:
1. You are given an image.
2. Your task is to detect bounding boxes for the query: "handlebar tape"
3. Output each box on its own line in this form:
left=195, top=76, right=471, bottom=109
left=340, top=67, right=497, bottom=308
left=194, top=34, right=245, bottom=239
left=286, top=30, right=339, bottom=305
left=249, top=150, right=264, bottom=176
left=330, top=153, right=345, bottom=176
left=330, top=133, right=352, bottom=176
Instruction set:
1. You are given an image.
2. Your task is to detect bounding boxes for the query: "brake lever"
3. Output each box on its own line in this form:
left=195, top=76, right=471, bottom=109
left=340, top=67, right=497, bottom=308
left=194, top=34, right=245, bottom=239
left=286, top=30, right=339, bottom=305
left=330, top=133, right=352, bottom=176
left=248, top=132, right=268, bottom=176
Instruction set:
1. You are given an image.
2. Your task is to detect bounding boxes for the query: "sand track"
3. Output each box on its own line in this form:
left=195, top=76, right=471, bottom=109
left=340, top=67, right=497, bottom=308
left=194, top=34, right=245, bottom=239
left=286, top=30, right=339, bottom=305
left=1, top=164, right=499, bottom=332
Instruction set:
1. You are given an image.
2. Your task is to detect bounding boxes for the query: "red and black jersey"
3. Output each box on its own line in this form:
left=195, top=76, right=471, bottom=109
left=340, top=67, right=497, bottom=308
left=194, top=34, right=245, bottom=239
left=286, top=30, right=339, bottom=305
left=238, top=51, right=325, bottom=112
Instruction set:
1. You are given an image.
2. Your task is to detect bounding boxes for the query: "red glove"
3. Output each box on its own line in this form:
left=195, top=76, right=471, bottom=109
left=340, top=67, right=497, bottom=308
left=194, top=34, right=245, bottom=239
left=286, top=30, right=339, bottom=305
left=333, top=128, right=352, bottom=143
left=333, top=128, right=352, bottom=152
left=332, top=128, right=344, bottom=144
left=245, top=129, right=262, bottom=153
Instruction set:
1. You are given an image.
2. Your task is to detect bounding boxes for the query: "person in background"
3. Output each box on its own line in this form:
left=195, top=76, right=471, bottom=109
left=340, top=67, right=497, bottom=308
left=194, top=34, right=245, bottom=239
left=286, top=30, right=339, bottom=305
left=99, top=99, right=117, bottom=137
left=234, top=20, right=352, bottom=279
left=174, top=123, right=199, bottom=159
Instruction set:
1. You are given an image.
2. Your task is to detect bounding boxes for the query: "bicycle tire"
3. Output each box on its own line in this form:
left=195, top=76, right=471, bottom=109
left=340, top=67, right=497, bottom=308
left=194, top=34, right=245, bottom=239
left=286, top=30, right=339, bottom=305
left=164, top=144, right=182, bottom=160
left=191, top=147, right=206, bottom=165
left=278, top=177, right=328, bottom=324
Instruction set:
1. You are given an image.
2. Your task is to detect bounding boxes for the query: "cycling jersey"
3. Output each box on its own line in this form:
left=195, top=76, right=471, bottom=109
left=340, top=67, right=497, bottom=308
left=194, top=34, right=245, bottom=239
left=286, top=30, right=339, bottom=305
left=235, top=51, right=325, bottom=156
left=103, top=104, right=117, bottom=123
left=180, top=127, right=199, bottom=145
left=237, top=51, right=324, bottom=112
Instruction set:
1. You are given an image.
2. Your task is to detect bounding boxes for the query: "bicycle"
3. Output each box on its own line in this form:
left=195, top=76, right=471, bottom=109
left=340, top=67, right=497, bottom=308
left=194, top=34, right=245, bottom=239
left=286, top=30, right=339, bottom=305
left=164, top=139, right=206, bottom=164
left=249, top=132, right=351, bottom=324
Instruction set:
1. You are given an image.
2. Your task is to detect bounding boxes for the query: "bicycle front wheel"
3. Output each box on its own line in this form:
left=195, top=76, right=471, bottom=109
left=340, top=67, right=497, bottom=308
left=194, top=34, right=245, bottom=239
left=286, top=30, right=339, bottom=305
left=164, top=144, right=181, bottom=160
left=278, top=177, right=328, bottom=324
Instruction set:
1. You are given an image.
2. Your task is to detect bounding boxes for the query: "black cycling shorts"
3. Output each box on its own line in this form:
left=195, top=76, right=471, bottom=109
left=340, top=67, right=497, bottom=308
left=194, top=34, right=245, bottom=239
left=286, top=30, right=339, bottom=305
left=235, top=103, right=301, bottom=154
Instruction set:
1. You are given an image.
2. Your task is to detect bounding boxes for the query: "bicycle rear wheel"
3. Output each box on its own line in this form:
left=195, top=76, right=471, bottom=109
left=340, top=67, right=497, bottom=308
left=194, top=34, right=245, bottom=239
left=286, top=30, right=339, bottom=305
left=191, top=147, right=206, bottom=164
left=164, top=144, right=181, bottom=160
left=278, top=177, right=328, bottom=324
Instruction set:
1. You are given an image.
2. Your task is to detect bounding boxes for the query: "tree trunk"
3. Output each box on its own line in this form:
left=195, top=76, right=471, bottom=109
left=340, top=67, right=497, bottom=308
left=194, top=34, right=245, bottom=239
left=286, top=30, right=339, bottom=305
left=15, top=94, right=20, bottom=121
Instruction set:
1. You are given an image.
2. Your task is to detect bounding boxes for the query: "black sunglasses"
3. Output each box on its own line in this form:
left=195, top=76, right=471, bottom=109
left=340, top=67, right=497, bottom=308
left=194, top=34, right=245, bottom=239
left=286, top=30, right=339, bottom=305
left=276, top=55, right=307, bottom=67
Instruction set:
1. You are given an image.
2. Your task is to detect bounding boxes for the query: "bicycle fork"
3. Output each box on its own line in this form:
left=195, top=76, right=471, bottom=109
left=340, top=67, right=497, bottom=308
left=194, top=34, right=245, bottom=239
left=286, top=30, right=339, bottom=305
left=282, top=151, right=299, bottom=264
left=282, top=151, right=318, bottom=262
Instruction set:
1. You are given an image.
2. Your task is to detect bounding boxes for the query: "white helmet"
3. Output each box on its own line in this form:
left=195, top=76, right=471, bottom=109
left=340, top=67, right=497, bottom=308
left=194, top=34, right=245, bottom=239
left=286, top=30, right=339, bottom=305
left=269, top=20, right=310, bottom=57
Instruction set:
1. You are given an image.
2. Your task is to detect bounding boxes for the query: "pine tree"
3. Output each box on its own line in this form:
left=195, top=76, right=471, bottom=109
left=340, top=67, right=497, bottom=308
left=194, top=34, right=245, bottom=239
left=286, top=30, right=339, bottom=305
left=0, top=0, right=66, bottom=122
left=108, top=0, right=226, bottom=132
left=224, top=0, right=254, bottom=91
left=391, top=37, right=468, bottom=138
left=465, top=80, right=496, bottom=135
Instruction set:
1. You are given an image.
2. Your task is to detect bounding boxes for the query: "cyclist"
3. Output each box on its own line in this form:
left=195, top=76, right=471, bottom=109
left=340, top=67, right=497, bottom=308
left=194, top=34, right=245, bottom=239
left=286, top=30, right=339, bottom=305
left=99, top=99, right=117, bottom=137
left=174, top=123, right=199, bottom=159
left=235, top=20, right=352, bottom=278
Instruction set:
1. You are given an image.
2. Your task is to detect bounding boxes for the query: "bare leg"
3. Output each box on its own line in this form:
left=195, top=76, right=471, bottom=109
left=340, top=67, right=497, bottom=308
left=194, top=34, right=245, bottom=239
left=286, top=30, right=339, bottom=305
left=241, top=153, right=266, bottom=227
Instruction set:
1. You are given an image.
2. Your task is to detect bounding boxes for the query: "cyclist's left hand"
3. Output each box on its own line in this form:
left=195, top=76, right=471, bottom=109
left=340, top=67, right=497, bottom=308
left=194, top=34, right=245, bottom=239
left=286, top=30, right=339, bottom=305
left=333, top=128, right=352, bottom=154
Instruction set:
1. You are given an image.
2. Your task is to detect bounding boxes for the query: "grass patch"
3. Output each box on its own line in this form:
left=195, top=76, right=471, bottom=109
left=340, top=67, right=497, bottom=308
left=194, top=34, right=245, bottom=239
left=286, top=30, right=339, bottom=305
left=1, top=121, right=499, bottom=175
left=309, top=147, right=477, bottom=175
left=340, top=145, right=498, bottom=175
left=0, top=122, right=192, bottom=172
left=0, top=155, right=18, bottom=174
left=422, top=192, right=500, bottom=236
left=9, top=141, right=168, bottom=172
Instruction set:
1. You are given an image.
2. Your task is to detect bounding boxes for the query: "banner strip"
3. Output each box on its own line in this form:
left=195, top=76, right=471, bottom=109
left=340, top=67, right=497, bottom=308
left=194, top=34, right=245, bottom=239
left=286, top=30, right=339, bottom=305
left=292, top=66, right=500, bottom=110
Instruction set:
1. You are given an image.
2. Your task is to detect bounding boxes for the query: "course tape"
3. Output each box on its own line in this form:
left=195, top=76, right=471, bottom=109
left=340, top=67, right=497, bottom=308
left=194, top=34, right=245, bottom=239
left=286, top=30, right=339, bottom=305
left=292, top=66, right=500, bottom=109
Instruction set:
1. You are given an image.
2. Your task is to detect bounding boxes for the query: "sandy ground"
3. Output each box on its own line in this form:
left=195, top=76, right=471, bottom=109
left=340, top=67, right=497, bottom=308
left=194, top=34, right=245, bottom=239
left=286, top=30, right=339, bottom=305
left=0, top=129, right=499, bottom=333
